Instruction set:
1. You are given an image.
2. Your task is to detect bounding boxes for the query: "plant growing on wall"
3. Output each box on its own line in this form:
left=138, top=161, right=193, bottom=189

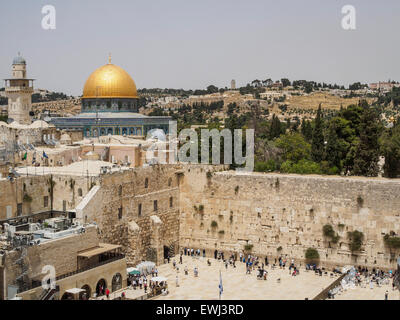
left=69, top=178, right=76, bottom=206
left=322, top=224, right=340, bottom=245
left=305, top=248, right=320, bottom=263
left=198, top=204, right=204, bottom=213
left=347, top=230, right=364, bottom=253
left=277, top=246, right=282, bottom=252
left=206, top=171, right=213, bottom=179
left=23, top=194, right=32, bottom=203
left=47, top=175, right=56, bottom=212
left=383, top=233, right=400, bottom=249
left=234, top=186, right=239, bottom=195
left=356, top=195, right=364, bottom=207
left=244, top=244, right=253, bottom=252
left=211, top=220, right=218, bottom=229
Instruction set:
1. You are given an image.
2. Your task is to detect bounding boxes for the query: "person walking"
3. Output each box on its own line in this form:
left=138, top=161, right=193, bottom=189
left=385, top=291, right=388, bottom=300
left=105, top=288, right=110, bottom=299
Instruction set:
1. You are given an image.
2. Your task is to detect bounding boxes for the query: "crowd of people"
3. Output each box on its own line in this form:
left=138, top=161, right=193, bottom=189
left=327, top=266, right=399, bottom=299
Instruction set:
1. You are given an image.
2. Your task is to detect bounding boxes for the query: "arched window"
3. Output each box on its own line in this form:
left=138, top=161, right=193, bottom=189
left=78, top=188, right=83, bottom=197
left=168, top=178, right=172, bottom=187
left=145, top=178, right=148, bottom=188
left=153, top=200, right=158, bottom=211
left=169, top=197, right=173, bottom=208
left=138, top=203, right=142, bottom=217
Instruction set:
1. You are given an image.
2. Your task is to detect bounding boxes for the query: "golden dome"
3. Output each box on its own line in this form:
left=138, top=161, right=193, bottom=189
left=82, top=63, right=138, bottom=99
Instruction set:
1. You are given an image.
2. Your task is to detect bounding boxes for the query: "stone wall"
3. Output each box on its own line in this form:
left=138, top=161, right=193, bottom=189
left=179, top=168, right=400, bottom=269
left=0, top=174, right=98, bottom=221
left=78, top=165, right=181, bottom=266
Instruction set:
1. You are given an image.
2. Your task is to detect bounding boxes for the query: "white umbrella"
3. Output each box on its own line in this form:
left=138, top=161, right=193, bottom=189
left=151, top=276, right=167, bottom=282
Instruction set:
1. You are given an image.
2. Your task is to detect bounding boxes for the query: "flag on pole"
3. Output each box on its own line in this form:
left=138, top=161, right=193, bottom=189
left=22, top=152, right=27, bottom=160
left=32, top=152, right=36, bottom=165
left=43, top=151, right=48, bottom=159
left=219, top=270, right=223, bottom=299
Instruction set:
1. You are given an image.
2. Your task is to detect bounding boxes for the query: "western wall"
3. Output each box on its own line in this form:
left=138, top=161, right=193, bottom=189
left=178, top=166, right=400, bottom=269
left=3, top=164, right=400, bottom=272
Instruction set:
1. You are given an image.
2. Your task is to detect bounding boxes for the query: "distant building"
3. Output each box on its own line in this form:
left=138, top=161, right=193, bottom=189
left=231, top=79, right=236, bottom=90
left=48, top=55, right=171, bottom=138
left=4, top=54, right=35, bottom=125
left=369, top=82, right=396, bottom=91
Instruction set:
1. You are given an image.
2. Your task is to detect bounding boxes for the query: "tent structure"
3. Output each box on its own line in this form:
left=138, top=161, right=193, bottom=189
left=136, top=261, right=156, bottom=274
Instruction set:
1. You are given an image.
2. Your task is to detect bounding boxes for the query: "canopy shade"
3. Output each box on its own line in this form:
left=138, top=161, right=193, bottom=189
left=127, top=267, right=141, bottom=275
left=78, top=243, right=121, bottom=258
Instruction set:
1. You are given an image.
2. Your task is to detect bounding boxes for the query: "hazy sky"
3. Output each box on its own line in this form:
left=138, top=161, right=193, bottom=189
left=1, top=0, right=400, bottom=96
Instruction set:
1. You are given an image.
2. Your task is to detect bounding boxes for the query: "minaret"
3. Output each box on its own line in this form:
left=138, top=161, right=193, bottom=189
left=4, top=53, right=34, bottom=124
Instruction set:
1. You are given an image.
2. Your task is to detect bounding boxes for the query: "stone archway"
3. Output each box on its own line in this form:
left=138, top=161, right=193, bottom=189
left=61, top=292, right=74, bottom=300
left=80, top=284, right=91, bottom=300
left=95, top=278, right=107, bottom=296
left=112, top=273, right=122, bottom=292
left=163, top=245, right=170, bottom=260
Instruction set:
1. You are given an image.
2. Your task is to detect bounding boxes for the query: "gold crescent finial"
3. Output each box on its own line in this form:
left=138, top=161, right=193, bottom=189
left=108, top=53, right=112, bottom=64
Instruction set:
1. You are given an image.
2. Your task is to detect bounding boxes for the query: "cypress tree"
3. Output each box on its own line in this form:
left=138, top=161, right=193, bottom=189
left=353, top=106, right=380, bottom=177
left=269, top=114, right=282, bottom=140
left=311, top=104, right=325, bottom=162
left=325, top=123, right=341, bottom=169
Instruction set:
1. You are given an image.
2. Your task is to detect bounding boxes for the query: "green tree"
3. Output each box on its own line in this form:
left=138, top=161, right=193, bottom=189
left=311, top=104, right=324, bottom=162
left=324, top=122, right=342, bottom=169
left=275, top=133, right=311, bottom=163
left=269, top=114, right=282, bottom=140
left=380, top=123, right=400, bottom=178
left=353, top=106, right=381, bottom=177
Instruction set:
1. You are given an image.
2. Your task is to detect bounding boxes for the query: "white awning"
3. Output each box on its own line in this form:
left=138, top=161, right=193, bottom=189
left=65, top=288, right=85, bottom=294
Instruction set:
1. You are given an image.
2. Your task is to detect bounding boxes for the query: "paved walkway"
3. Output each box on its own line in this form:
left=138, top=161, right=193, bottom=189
left=334, top=283, right=399, bottom=300
left=153, top=255, right=337, bottom=300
